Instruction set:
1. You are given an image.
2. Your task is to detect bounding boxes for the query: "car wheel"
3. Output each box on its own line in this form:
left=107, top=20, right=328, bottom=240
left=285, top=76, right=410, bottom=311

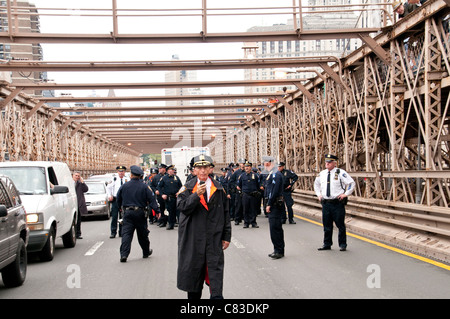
left=1, top=238, right=27, bottom=287
left=39, top=226, right=55, bottom=261
left=62, top=215, right=77, bottom=248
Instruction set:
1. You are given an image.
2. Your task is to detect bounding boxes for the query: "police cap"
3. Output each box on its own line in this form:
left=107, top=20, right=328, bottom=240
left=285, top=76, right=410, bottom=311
left=325, top=154, right=338, bottom=162
left=116, top=165, right=126, bottom=171
left=150, top=168, right=158, bottom=174
left=244, top=160, right=252, bottom=167
left=192, top=154, right=214, bottom=167
left=130, top=165, right=144, bottom=176
left=167, top=165, right=175, bottom=171
left=278, top=162, right=286, bottom=167
left=238, top=158, right=246, bottom=164
left=158, top=163, right=167, bottom=169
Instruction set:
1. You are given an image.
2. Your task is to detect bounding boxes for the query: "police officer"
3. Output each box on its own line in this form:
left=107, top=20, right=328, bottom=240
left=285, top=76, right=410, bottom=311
left=228, top=158, right=245, bottom=225
left=237, top=161, right=260, bottom=228
left=218, top=167, right=229, bottom=189
left=265, top=156, right=285, bottom=259
left=225, top=163, right=237, bottom=221
left=158, top=165, right=182, bottom=230
left=260, top=156, right=274, bottom=217
left=106, top=165, right=128, bottom=238
left=314, top=154, right=355, bottom=251
left=278, top=162, right=299, bottom=224
left=150, top=163, right=167, bottom=227
left=146, top=167, right=158, bottom=224
left=117, top=165, right=160, bottom=262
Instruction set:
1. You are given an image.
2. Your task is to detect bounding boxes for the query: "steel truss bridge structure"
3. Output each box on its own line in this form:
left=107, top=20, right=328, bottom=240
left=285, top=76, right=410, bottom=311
left=0, top=1, right=450, bottom=260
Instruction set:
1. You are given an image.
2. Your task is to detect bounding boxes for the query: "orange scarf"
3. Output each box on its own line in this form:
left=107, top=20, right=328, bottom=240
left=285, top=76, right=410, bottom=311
left=193, top=179, right=217, bottom=210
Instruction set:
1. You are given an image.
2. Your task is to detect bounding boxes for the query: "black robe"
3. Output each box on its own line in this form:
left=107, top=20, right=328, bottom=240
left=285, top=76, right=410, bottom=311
left=176, top=176, right=231, bottom=297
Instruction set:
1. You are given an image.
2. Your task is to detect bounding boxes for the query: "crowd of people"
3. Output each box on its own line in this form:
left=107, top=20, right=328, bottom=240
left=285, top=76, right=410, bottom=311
left=74, top=153, right=355, bottom=299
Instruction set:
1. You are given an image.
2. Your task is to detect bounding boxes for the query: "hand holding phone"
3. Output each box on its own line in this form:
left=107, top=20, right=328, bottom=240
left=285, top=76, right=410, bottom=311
left=197, top=180, right=206, bottom=196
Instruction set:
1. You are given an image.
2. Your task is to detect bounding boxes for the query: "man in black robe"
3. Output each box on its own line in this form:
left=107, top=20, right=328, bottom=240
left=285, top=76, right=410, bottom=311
left=177, top=154, right=232, bottom=299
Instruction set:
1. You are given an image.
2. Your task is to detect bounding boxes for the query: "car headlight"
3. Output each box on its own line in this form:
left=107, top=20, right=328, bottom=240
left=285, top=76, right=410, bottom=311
left=26, top=212, right=44, bottom=231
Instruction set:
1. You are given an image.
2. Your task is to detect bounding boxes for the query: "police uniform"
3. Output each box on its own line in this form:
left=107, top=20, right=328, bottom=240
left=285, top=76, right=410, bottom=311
left=237, top=161, right=260, bottom=228
left=106, top=165, right=128, bottom=238
left=278, top=162, right=299, bottom=224
left=117, top=165, right=160, bottom=262
left=150, top=164, right=167, bottom=227
left=259, top=156, right=274, bottom=217
left=225, top=163, right=237, bottom=221
left=158, top=165, right=182, bottom=230
left=145, top=167, right=158, bottom=223
left=228, top=159, right=246, bottom=225
left=314, top=154, right=355, bottom=251
left=265, top=157, right=285, bottom=259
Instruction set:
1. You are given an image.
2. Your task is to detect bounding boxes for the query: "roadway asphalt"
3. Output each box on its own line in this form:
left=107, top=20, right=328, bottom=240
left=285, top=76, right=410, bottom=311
left=1, top=212, right=449, bottom=300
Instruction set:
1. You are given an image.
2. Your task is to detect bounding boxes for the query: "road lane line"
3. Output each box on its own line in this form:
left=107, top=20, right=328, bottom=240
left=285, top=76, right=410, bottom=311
left=231, top=237, right=245, bottom=249
left=294, top=213, right=450, bottom=271
left=85, top=241, right=104, bottom=256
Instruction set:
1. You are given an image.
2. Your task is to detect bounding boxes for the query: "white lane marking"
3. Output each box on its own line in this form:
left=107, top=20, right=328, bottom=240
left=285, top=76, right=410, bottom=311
left=85, top=241, right=104, bottom=256
left=231, top=237, right=245, bottom=249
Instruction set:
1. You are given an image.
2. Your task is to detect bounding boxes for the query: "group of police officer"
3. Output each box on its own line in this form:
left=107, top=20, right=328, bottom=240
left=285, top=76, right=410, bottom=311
left=108, top=152, right=354, bottom=262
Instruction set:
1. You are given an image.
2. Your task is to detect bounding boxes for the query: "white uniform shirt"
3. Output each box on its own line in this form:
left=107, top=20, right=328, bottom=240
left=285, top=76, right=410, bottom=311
left=314, top=167, right=355, bottom=199
left=106, top=176, right=128, bottom=198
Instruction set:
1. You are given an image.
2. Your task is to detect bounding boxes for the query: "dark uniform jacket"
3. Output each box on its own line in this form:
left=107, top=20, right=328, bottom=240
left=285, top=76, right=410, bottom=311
left=176, top=177, right=232, bottom=296
left=266, top=168, right=284, bottom=207
left=227, top=168, right=243, bottom=194
left=280, top=169, right=298, bottom=192
left=158, top=174, right=182, bottom=197
left=150, top=173, right=165, bottom=193
left=116, top=178, right=160, bottom=213
left=238, top=172, right=260, bottom=194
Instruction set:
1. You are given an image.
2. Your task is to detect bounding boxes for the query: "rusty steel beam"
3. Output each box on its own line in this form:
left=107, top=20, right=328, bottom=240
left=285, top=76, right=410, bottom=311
left=40, top=92, right=283, bottom=103
left=87, top=123, right=232, bottom=130
left=10, top=79, right=307, bottom=90
left=68, top=111, right=255, bottom=119
left=81, top=118, right=244, bottom=125
left=53, top=103, right=266, bottom=113
left=0, top=29, right=379, bottom=45
left=0, top=57, right=338, bottom=72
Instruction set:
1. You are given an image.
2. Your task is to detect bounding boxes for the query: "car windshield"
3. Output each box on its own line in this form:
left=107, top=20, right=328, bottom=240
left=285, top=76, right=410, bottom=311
left=86, top=183, right=105, bottom=194
left=0, top=166, right=47, bottom=195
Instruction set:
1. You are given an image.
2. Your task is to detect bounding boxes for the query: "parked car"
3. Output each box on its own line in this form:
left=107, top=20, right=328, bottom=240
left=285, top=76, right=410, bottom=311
left=0, top=174, right=28, bottom=287
left=87, top=174, right=115, bottom=185
left=0, top=161, right=78, bottom=262
left=84, top=181, right=110, bottom=219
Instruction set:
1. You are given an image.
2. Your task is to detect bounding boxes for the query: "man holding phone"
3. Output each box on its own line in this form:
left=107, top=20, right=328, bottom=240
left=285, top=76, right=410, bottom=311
left=176, top=154, right=231, bottom=299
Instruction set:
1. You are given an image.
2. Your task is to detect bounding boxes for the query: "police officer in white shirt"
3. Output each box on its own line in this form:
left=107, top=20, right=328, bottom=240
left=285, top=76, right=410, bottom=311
left=107, top=165, right=128, bottom=238
left=314, top=154, right=355, bottom=251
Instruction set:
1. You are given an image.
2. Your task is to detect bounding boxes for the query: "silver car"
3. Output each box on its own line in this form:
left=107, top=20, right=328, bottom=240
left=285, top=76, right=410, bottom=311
left=83, top=181, right=110, bottom=219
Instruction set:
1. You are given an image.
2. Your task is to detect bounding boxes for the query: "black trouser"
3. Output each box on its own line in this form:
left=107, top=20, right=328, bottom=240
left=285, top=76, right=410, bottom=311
left=242, top=192, right=257, bottom=226
left=321, top=200, right=347, bottom=248
left=165, top=196, right=177, bottom=227
left=76, top=208, right=82, bottom=237
left=282, top=191, right=294, bottom=222
left=268, top=204, right=285, bottom=254
left=156, top=195, right=166, bottom=225
left=120, top=209, right=150, bottom=258
left=234, top=192, right=243, bottom=222
left=229, top=192, right=236, bottom=219
left=110, top=200, right=122, bottom=236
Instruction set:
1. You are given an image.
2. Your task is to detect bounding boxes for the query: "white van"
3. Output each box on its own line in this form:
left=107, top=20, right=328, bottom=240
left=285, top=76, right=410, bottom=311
left=0, top=161, right=78, bottom=261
